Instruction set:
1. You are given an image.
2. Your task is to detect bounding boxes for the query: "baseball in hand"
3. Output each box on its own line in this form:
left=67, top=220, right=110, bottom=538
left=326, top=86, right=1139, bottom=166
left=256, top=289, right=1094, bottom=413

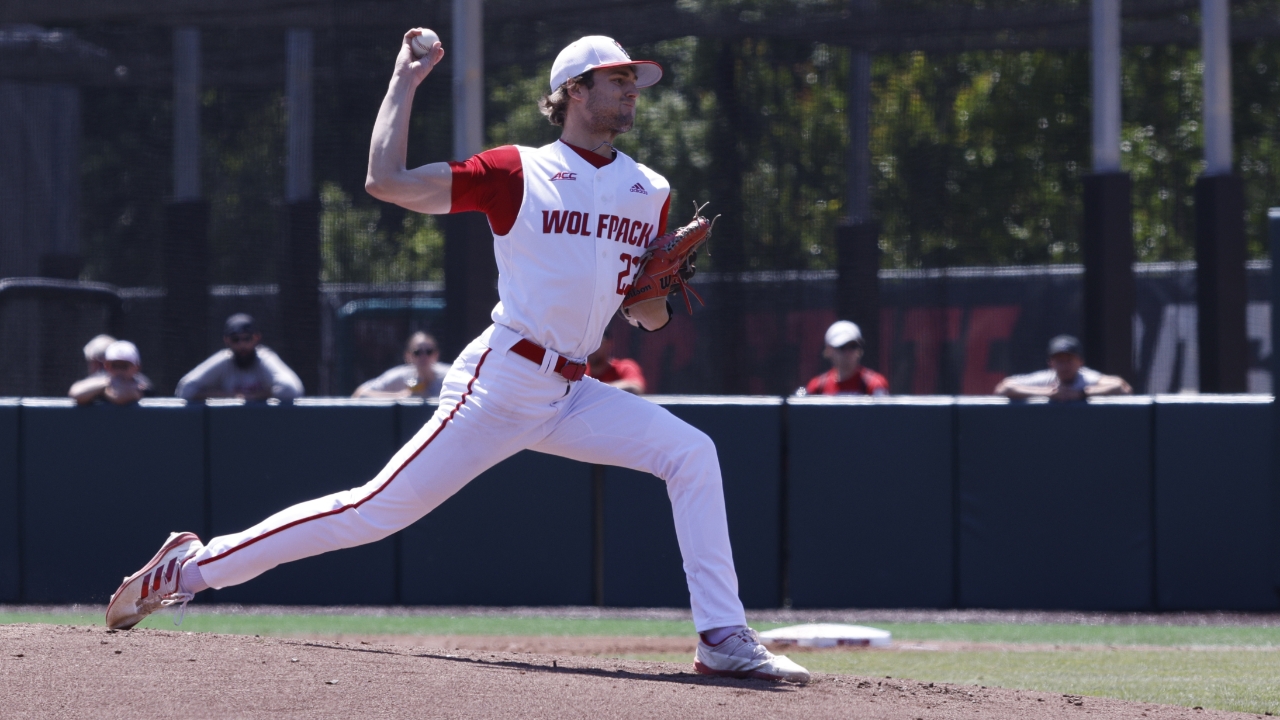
left=410, top=29, right=440, bottom=59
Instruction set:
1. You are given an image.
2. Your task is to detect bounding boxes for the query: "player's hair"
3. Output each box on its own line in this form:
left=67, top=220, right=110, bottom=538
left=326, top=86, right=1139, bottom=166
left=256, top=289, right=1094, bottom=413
left=406, top=331, right=438, bottom=353
left=538, top=70, right=595, bottom=127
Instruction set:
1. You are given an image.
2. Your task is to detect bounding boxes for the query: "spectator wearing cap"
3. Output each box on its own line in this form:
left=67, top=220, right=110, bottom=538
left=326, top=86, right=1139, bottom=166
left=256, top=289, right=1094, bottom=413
left=175, top=314, right=304, bottom=401
left=797, top=320, right=889, bottom=397
left=995, top=334, right=1132, bottom=402
left=69, top=340, right=151, bottom=405
left=82, top=334, right=116, bottom=376
left=353, top=331, right=452, bottom=400
left=586, top=329, right=646, bottom=395
left=70, top=333, right=154, bottom=397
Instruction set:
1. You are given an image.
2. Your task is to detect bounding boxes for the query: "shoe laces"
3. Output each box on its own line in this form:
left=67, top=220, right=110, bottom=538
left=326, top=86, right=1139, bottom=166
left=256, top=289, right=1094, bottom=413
left=161, top=593, right=194, bottom=626
left=726, top=628, right=773, bottom=660
left=136, top=591, right=194, bottom=627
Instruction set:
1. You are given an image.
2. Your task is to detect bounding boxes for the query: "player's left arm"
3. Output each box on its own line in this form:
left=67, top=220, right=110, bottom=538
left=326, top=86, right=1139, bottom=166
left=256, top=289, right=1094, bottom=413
left=1083, top=374, right=1132, bottom=397
left=258, top=348, right=305, bottom=399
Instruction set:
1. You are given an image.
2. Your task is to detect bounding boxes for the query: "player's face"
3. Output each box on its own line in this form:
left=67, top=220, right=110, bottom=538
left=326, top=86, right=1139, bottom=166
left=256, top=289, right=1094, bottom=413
left=824, top=344, right=864, bottom=374
left=226, top=332, right=261, bottom=359
left=408, top=341, right=439, bottom=370
left=107, top=360, right=138, bottom=380
left=1049, top=352, right=1083, bottom=381
left=584, top=67, right=639, bottom=135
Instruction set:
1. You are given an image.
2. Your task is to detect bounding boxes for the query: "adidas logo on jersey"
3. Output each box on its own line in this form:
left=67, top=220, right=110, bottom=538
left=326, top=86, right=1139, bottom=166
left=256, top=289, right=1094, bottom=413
left=629, top=183, right=648, bottom=195
left=549, top=171, right=578, bottom=181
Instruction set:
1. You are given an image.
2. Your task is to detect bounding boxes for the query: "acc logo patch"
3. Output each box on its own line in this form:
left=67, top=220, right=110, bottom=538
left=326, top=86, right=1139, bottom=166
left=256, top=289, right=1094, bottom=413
left=549, top=171, right=578, bottom=181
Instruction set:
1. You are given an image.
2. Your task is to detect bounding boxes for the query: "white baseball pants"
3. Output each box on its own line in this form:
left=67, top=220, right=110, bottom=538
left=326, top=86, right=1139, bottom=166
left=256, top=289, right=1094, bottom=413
left=190, top=324, right=748, bottom=632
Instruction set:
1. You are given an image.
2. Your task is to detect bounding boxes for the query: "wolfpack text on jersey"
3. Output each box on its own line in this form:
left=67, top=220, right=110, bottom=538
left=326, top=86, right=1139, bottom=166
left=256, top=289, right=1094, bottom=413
left=492, top=142, right=670, bottom=361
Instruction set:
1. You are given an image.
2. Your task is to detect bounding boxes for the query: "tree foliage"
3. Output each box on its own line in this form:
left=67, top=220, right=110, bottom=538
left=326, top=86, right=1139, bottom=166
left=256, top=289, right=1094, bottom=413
left=75, top=13, right=1280, bottom=287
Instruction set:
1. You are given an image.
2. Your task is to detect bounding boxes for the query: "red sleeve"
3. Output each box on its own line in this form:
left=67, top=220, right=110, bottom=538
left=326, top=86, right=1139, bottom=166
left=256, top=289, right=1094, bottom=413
left=449, top=145, right=523, bottom=236
left=656, top=195, right=671, bottom=236
left=864, top=369, right=890, bottom=395
left=804, top=372, right=825, bottom=395
left=611, top=359, right=647, bottom=394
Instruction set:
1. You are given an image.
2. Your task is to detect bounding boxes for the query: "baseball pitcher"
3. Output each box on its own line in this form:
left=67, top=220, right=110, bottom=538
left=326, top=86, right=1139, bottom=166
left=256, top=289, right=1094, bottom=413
left=106, top=31, right=809, bottom=684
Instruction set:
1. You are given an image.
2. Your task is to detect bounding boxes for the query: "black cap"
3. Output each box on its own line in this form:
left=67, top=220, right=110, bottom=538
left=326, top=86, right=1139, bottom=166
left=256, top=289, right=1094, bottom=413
left=1048, top=334, right=1083, bottom=357
left=224, top=313, right=257, bottom=336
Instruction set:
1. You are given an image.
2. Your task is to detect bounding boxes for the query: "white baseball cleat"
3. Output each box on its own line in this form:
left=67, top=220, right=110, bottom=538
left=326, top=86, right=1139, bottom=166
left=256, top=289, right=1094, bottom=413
left=105, top=531, right=204, bottom=631
left=694, top=627, right=812, bottom=683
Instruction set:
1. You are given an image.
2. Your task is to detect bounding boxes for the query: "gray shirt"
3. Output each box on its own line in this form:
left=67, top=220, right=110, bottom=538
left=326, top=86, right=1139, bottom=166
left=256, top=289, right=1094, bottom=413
left=356, top=362, right=451, bottom=399
left=175, top=346, right=304, bottom=400
left=1002, top=367, right=1103, bottom=392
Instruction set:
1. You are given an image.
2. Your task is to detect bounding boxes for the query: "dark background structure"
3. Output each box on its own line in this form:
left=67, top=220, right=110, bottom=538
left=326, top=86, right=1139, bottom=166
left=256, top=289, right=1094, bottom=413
left=0, top=0, right=1278, bottom=396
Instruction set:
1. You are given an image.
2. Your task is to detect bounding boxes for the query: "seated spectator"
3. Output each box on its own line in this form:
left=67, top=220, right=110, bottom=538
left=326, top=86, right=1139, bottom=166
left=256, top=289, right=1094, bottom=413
left=69, top=340, right=150, bottom=406
left=353, top=331, right=452, bottom=400
left=586, top=329, right=646, bottom=395
left=175, top=314, right=304, bottom=401
left=82, top=334, right=116, bottom=376
left=796, top=320, right=889, bottom=396
left=70, top=334, right=154, bottom=398
left=995, top=334, right=1132, bottom=401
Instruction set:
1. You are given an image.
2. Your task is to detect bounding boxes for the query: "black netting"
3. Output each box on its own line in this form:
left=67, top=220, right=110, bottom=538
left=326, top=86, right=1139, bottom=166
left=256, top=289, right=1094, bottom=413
left=2, top=6, right=1279, bottom=397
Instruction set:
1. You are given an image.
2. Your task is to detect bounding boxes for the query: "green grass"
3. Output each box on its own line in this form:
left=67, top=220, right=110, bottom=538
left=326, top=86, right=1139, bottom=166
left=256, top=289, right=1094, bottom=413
left=624, top=649, right=1280, bottom=716
left=876, top=621, right=1280, bottom=647
left=5, top=609, right=1279, bottom=647
left=6, top=609, right=1279, bottom=713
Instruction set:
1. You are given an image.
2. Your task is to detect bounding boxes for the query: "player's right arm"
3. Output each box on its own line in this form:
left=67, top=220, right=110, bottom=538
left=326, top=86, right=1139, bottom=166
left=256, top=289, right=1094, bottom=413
left=365, top=29, right=452, bottom=214
left=68, top=375, right=109, bottom=405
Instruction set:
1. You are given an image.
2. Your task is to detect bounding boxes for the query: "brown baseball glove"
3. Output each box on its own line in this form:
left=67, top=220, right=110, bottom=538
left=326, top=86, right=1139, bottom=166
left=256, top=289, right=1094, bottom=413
left=620, top=203, right=717, bottom=331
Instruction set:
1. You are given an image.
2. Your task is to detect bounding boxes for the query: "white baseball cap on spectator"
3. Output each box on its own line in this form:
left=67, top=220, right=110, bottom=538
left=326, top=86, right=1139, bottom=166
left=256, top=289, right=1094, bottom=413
left=104, top=340, right=141, bottom=367
left=84, top=334, right=116, bottom=362
left=549, top=36, right=663, bottom=91
left=824, top=320, right=864, bottom=349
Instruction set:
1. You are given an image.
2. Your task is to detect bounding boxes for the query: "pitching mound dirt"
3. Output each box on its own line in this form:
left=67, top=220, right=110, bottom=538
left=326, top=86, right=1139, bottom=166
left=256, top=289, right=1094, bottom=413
left=3, top=623, right=1265, bottom=719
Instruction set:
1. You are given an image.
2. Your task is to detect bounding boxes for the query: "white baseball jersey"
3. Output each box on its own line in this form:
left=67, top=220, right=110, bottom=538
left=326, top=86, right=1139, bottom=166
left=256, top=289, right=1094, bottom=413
left=491, top=142, right=670, bottom=361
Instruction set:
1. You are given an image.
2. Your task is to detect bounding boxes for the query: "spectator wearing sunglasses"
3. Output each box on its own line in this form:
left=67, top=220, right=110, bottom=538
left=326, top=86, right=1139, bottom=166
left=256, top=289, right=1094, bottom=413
left=795, top=320, right=889, bottom=397
left=175, top=314, right=304, bottom=401
left=353, top=331, right=451, bottom=400
left=69, top=340, right=152, bottom=405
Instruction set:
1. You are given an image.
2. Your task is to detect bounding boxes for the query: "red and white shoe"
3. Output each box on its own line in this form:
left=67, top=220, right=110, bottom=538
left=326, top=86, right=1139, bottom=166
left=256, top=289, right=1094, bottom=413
left=694, top=627, right=812, bottom=683
left=105, top=531, right=203, bottom=631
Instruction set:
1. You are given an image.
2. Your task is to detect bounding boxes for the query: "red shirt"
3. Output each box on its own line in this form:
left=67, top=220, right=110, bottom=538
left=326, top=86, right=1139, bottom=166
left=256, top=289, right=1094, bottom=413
left=588, top=357, right=647, bottom=393
left=805, top=367, right=889, bottom=396
left=449, top=141, right=671, bottom=237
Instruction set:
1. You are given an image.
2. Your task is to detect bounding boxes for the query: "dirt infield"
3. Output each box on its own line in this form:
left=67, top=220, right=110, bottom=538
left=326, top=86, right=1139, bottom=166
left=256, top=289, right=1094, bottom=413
left=2, top=623, right=1265, bottom=719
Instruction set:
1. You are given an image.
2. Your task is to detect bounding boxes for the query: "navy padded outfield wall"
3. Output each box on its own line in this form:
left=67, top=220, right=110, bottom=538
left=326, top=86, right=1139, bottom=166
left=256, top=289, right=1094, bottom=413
left=957, top=398, right=1154, bottom=610
left=20, top=400, right=205, bottom=603
left=787, top=398, right=955, bottom=609
left=396, top=402, right=594, bottom=606
left=205, top=400, right=400, bottom=605
left=2, top=396, right=1277, bottom=609
left=601, top=399, right=783, bottom=610
left=0, top=400, right=18, bottom=602
left=1154, top=397, right=1275, bottom=610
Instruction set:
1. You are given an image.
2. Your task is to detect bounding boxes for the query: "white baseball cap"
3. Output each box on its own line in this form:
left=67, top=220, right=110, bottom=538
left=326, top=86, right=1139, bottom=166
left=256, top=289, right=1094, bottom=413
left=549, top=36, right=662, bottom=91
left=104, top=340, right=141, bottom=366
left=825, top=321, right=864, bottom=349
